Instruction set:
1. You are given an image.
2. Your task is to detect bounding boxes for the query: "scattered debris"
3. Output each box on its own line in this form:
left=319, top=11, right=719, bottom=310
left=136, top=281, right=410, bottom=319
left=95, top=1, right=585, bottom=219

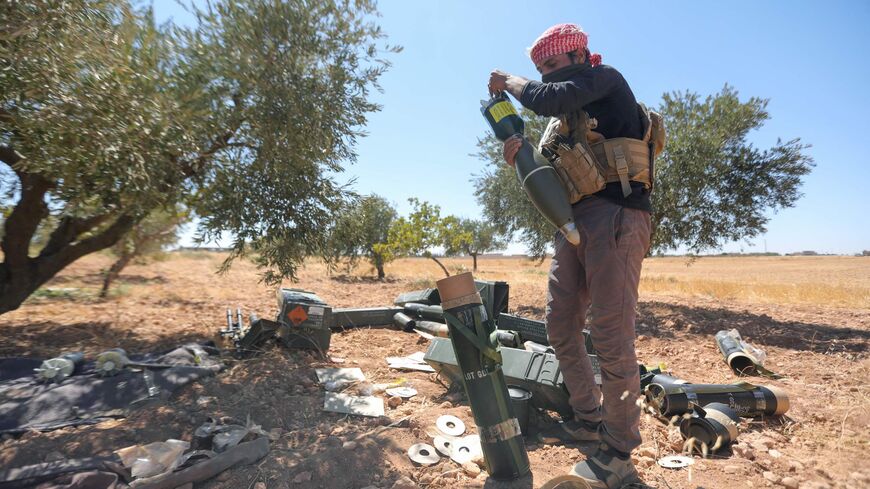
left=323, top=392, right=385, bottom=417
left=386, top=352, right=435, bottom=372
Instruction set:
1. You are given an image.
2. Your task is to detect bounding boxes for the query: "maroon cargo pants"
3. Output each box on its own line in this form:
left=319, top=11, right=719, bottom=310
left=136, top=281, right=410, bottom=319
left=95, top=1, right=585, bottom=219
left=546, top=196, right=651, bottom=454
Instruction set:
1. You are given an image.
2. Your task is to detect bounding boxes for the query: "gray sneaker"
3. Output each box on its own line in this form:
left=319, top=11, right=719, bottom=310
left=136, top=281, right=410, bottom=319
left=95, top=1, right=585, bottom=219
left=568, top=443, right=641, bottom=489
left=541, top=418, right=600, bottom=444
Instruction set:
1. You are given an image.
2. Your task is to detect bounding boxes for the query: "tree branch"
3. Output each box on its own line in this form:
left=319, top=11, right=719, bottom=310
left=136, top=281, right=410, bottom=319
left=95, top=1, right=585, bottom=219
left=37, top=213, right=138, bottom=278
left=38, top=213, right=114, bottom=258
left=0, top=153, right=55, bottom=267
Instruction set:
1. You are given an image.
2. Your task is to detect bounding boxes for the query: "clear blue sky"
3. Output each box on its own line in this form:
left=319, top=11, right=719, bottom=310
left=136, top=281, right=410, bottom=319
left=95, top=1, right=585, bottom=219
left=155, top=0, right=870, bottom=255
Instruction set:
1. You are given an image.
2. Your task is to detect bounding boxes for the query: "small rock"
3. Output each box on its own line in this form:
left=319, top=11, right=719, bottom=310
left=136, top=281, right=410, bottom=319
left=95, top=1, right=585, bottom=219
left=342, top=441, right=358, bottom=450
left=390, top=475, right=417, bottom=489
left=292, top=471, right=312, bottom=484
left=637, top=335, right=647, bottom=341
left=787, top=460, right=804, bottom=472
left=44, top=451, right=65, bottom=463
left=779, top=476, right=799, bottom=489
left=768, top=449, right=782, bottom=458
left=216, top=470, right=232, bottom=482
left=800, top=482, right=831, bottom=489
left=269, top=428, right=284, bottom=441
left=254, top=483, right=267, bottom=489
left=763, top=471, right=780, bottom=484
left=732, top=444, right=755, bottom=460
left=724, top=465, right=741, bottom=474
left=634, top=456, right=655, bottom=468
left=463, top=462, right=482, bottom=477
left=388, top=396, right=403, bottom=409
left=291, top=385, right=305, bottom=395
left=439, top=401, right=453, bottom=409
left=418, top=473, right=436, bottom=485
left=637, top=446, right=656, bottom=459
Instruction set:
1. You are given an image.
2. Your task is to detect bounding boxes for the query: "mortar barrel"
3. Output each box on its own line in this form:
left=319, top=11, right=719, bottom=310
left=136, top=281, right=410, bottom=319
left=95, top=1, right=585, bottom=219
left=437, top=272, right=530, bottom=480
left=403, top=303, right=444, bottom=322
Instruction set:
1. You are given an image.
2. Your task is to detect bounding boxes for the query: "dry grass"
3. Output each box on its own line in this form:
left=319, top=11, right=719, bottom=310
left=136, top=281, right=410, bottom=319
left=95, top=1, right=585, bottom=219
left=27, top=253, right=870, bottom=310
left=365, top=255, right=870, bottom=309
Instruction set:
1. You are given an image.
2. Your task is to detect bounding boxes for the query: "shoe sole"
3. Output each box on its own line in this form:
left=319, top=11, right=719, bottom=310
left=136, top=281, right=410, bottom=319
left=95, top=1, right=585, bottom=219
left=539, top=475, right=594, bottom=489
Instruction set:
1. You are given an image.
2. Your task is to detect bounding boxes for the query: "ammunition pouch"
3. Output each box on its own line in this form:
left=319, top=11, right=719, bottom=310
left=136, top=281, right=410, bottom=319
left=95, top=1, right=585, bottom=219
left=539, top=103, right=666, bottom=203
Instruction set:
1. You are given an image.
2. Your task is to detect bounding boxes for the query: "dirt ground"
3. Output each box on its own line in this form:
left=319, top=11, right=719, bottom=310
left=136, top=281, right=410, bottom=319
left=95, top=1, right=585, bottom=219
left=0, top=253, right=868, bottom=489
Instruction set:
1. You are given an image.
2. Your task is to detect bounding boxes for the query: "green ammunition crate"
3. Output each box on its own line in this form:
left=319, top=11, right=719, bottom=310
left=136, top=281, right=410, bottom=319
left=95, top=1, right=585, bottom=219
left=276, top=288, right=332, bottom=352
left=424, top=337, right=605, bottom=420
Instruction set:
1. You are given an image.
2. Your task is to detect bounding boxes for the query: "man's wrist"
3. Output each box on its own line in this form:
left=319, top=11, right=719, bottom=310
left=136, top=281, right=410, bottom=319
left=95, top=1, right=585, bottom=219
left=505, top=75, right=529, bottom=100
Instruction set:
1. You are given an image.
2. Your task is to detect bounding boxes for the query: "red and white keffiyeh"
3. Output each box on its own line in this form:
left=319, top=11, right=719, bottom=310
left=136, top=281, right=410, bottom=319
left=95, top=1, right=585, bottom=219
left=529, top=23, right=602, bottom=67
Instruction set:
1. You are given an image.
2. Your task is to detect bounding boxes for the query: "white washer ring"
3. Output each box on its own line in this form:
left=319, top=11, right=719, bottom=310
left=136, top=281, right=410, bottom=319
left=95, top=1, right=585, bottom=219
left=407, top=443, right=440, bottom=465
left=436, top=415, right=466, bottom=437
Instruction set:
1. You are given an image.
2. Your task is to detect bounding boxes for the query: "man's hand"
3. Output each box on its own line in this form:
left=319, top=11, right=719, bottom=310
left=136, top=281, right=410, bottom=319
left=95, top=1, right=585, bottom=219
left=488, top=70, right=529, bottom=99
left=489, top=70, right=509, bottom=96
left=503, top=135, right=523, bottom=167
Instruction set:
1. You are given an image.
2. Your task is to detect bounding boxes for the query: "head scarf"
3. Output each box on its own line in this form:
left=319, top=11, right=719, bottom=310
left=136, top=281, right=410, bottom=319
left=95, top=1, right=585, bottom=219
left=529, top=23, right=602, bottom=67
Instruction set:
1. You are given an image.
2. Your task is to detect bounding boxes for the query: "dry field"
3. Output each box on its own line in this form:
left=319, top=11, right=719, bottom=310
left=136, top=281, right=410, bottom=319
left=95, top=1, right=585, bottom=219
left=0, top=252, right=868, bottom=489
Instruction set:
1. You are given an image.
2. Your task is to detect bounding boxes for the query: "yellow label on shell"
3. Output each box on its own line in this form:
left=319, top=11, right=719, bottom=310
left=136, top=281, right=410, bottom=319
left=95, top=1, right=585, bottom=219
left=489, top=101, right=518, bottom=123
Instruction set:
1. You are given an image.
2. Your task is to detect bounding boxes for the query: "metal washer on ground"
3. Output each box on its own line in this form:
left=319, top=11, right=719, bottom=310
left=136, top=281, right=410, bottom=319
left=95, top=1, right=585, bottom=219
left=436, top=414, right=466, bottom=437
left=450, top=435, right=483, bottom=464
left=385, top=386, right=418, bottom=398
left=433, top=434, right=458, bottom=457
left=657, top=455, right=694, bottom=469
left=407, top=443, right=440, bottom=465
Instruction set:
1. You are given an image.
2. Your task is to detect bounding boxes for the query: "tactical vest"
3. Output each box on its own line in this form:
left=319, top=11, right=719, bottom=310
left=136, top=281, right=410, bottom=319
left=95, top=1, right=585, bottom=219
left=538, top=103, right=666, bottom=204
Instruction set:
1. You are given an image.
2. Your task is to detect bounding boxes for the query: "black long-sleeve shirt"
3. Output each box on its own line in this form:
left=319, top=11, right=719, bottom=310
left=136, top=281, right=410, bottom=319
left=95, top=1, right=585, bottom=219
left=519, top=63, right=652, bottom=212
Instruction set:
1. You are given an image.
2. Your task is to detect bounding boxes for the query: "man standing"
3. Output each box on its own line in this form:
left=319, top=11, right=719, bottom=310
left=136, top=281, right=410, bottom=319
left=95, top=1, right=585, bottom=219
left=488, top=23, right=653, bottom=488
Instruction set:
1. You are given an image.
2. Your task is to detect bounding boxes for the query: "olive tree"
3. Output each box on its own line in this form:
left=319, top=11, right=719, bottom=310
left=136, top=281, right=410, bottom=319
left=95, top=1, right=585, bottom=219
left=0, top=0, right=397, bottom=313
left=473, top=85, right=814, bottom=256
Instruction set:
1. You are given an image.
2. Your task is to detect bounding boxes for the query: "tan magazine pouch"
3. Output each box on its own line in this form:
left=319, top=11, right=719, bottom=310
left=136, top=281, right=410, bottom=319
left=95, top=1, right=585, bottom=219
left=539, top=103, right=666, bottom=202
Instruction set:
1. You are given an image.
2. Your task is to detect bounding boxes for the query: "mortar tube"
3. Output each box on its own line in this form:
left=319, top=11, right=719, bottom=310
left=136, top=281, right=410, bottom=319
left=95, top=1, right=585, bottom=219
left=393, top=312, right=417, bottom=332
left=646, top=381, right=789, bottom=418
left=437, top=272, right=530, bottom=480
left=403, top=303, right=444, bottom=322
left=414, top=320, right=449, bottom=338
left=715, top=330, right=758, bottom=375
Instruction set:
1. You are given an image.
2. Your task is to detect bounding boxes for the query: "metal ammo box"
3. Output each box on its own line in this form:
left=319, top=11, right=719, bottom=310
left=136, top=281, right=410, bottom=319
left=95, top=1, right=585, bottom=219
left=276, top=288, right=332, bottom=352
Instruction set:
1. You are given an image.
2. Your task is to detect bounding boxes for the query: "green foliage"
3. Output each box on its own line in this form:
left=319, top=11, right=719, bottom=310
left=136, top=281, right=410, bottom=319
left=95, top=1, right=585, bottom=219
left=384, top=198, right=457, bottom=276
left=443, top=217, right=506, bottom=270
left=473, top=86, right=814, bottom=255
left=653, top=85, right=813, bottom=252
left=326, top=194, right=397, bottom=278
left=0, top=0, right=397, bottom=312
left=386, top=198, right=447, bottom=259
left=110, top=205, right=187, bottom=262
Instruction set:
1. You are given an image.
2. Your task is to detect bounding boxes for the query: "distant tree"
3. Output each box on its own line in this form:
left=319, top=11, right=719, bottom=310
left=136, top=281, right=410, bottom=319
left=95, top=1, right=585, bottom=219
left=444, top=218, right=506, bottom=272
left=473, top=85, right=814, bottom=256
left=385, top=198, right=452, bottom=277
left=0, top=0, right=397, bottom=314
left=326, top=195, right=397, bottom=279
left=100, top=206, right=187, bottom=298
